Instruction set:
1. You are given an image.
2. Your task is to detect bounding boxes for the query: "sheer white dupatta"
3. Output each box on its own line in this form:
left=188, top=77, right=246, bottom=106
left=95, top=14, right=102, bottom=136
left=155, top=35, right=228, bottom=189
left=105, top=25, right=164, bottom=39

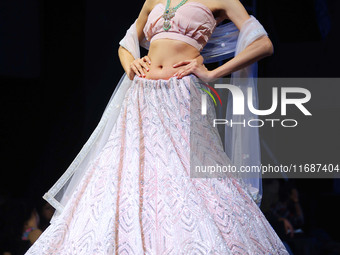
left=44, top=20, right=140, bottom=223
left=226, top=16, right=268, bottom=206
left=202, top=16, right=268, bottom=205
left=44, top=15, right=268, bottom=223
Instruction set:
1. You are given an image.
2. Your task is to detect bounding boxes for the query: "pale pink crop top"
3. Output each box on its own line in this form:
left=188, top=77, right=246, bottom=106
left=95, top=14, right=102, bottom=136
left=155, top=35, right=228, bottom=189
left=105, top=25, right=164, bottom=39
left=143, top=2, right=217, bottom=51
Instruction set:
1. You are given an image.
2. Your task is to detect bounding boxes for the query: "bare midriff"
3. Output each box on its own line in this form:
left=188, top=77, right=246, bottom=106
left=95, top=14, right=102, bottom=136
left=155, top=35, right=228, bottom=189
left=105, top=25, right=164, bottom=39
left=144, top=38, right=200, bottom=80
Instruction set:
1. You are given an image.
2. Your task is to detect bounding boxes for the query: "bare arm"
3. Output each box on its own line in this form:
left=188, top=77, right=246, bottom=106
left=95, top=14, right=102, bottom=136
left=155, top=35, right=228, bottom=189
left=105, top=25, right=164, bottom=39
left=212, top=0, right=273, bottom=78
left=118, top=0, right=154, bottom=79
left=174, top=0, right=273, bottom=81
left=211, top=0, right=273, bottom=78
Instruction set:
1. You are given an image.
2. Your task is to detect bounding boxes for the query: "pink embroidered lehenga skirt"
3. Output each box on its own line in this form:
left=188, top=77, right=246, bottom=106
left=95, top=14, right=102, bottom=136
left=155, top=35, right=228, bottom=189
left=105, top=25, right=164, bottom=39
left=25, top=74, right=289, bottom=254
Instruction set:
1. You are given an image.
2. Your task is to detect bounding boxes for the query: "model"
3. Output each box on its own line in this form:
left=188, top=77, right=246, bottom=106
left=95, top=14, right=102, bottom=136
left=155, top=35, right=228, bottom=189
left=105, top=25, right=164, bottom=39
left=25, top=0, right=289, bottom=254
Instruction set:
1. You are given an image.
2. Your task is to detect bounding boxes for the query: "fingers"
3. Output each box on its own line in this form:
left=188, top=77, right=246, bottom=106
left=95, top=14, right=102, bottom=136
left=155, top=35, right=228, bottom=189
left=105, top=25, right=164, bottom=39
left=136, top=62, right=146, bottom=77
left=131, top=63, right=142, bottom=77
left=138, top=62, right=148, bottom=74
left=173, top=68, right=183, bottom=78
left=143, top=55, right=151, bottom=65
left=130, top=56, right=151, bottom=78
left=173, top=60, right=191, bottom=68
left=175, top=68, right=191, bottom=79
left=174, top=62, right=197, bottom=78
left=139, top=59, right=150, bottom=72
left=173, top=59, right=200, bottom=78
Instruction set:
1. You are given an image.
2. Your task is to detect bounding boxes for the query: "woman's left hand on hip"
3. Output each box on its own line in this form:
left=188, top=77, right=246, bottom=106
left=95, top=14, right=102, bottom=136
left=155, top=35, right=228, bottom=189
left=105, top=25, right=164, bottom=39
left=172, top=58, right=215, bottom=82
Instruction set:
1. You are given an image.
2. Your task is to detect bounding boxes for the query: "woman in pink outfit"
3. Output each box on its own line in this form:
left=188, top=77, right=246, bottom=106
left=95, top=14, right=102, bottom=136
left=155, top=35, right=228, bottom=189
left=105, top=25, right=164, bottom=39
left=25, top=0, right=290, bottom=254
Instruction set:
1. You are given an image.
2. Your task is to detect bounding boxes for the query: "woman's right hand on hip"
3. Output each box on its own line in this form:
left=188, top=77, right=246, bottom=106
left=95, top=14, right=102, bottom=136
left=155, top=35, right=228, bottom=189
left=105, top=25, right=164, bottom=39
left=128, top=55, right=151, bottom=80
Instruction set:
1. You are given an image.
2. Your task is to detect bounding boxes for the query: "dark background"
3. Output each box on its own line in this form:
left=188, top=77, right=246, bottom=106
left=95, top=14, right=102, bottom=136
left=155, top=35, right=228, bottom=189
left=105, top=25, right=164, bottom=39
left=0, top=0, right=339, bottom=250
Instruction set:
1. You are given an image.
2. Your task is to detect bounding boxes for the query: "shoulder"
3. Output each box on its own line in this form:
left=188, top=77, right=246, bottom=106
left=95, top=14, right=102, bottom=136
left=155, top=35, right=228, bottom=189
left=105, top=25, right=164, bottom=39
left=141, top=0, right=160, bottom=14
left=136, top=0, right=160, bottom=20
left=135, top=0, right=161, bottom=41
left=213, top=0, right=251, bottom=30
